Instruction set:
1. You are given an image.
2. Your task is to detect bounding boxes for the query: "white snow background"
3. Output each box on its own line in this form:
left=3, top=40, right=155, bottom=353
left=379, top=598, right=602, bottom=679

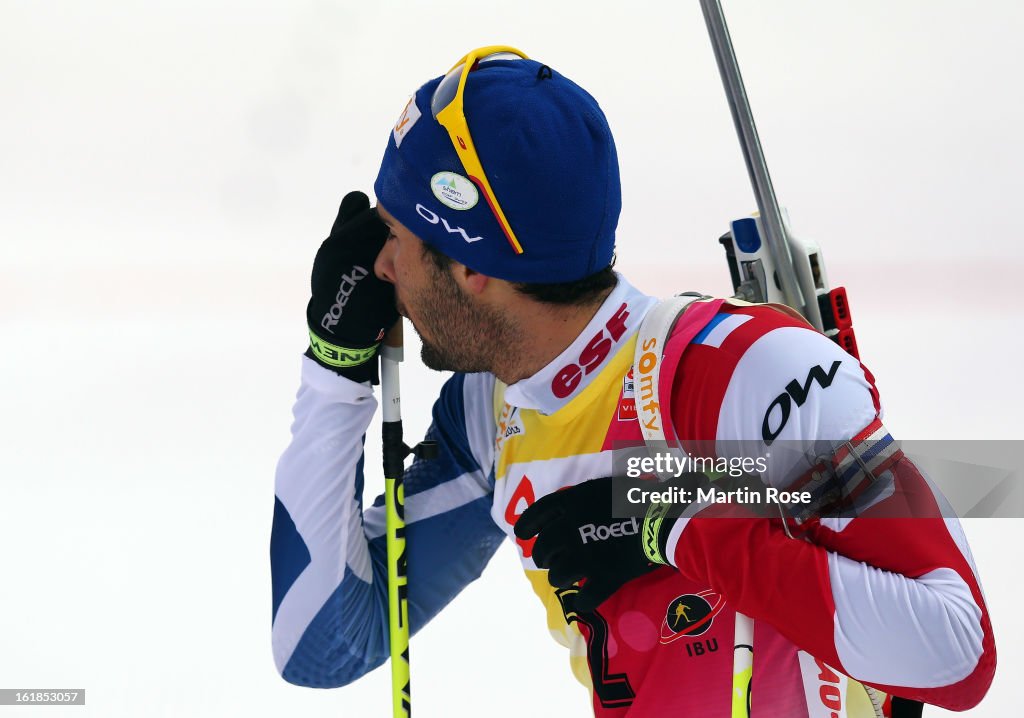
left=1, top=1, right=1021, bottom=716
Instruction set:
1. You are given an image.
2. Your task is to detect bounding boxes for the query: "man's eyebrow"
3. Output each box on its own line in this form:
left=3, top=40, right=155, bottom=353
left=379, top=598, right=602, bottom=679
left=375, top=208, right=394, bottom=226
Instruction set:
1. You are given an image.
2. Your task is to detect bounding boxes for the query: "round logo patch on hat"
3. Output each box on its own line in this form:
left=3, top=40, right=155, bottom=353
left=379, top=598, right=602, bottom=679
left=431, top=171, right=479, bottom=210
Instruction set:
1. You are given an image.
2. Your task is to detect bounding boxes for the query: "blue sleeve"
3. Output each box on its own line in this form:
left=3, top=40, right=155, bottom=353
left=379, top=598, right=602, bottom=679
left=272, top=363, right=503, bottom=687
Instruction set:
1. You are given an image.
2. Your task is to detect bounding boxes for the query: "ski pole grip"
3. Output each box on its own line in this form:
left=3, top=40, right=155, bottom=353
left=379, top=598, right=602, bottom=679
left=380, top=321, right=403, bottom=423
left=381, top=322, right=404, bottom=364
left=384, top=320, right=404, bottom=349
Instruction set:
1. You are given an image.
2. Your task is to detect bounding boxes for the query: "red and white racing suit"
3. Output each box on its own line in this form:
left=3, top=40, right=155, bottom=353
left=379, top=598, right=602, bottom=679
left=271, top=276, right=995, bottom=716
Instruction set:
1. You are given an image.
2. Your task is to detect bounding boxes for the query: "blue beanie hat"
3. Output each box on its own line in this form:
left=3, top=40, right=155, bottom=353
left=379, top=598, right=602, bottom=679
left=373, top=57, right=620, bottom=283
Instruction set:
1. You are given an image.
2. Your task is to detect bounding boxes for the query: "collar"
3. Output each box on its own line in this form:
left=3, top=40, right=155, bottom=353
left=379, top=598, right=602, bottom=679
left=503, top=275, right=658, bottom=415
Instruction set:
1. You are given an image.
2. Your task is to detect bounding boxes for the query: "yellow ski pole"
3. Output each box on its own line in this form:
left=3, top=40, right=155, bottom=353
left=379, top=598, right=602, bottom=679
left=732, top=613, right=753, bottom=717
left=380, top=322, right=411, bottom=718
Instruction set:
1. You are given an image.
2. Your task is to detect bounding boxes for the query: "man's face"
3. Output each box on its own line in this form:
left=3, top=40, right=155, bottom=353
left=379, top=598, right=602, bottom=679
left=374, top=204, right=519, bottom=373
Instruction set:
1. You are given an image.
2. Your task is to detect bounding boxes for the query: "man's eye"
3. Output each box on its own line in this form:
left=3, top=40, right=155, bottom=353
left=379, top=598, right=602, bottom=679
left=386, top=230, right=397, bottom=241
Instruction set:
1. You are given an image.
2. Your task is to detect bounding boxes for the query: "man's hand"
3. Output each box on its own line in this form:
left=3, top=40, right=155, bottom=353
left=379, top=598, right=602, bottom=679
left=514, top=476, right=691, bottom=612
left=305, top=191, right=399, bottom=383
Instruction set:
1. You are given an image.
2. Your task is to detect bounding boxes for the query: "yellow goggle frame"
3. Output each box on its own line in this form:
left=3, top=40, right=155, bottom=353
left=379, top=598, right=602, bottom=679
left=431, top=45, right=529, bottom=255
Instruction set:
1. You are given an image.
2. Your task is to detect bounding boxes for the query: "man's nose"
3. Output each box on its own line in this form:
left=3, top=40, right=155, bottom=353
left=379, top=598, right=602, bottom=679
left=375, top=239, right=396, bottom=284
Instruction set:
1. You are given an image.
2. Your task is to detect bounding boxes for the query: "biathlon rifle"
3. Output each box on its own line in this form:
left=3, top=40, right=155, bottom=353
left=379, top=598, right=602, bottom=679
left=701, top=0, right=860, bottom=359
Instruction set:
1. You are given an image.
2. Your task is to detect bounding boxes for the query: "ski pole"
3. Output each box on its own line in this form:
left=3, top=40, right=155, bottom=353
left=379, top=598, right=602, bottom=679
left=380, top=322, right=411, bottom=718
left=731, top=610, right=753, bottom=718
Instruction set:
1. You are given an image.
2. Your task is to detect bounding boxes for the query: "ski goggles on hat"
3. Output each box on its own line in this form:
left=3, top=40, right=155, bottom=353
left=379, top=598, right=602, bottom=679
left=431, top=45, right=529, bottom=255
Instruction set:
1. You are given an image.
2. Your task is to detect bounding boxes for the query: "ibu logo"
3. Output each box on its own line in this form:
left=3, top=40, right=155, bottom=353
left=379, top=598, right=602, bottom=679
left=431, top=171, right=479, bottom=210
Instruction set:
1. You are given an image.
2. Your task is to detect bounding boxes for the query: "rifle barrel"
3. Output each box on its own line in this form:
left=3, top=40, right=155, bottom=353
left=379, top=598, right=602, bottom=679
left=699, top=0, right=804, bottom=311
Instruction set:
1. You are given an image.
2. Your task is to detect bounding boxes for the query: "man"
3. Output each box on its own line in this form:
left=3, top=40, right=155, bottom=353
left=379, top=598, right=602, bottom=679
left=271, top=47, right=995, bottom=715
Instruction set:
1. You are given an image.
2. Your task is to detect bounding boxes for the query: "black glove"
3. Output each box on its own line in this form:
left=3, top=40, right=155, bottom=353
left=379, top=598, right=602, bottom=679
left=305, top=191, right=399, bottom=384
left=514, top=476, right=691, bottom=612
left=515, top=472, right=775, bottom=610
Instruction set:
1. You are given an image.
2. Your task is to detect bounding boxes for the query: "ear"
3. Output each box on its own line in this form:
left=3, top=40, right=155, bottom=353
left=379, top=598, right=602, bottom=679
left=451, top=262, right=490, bottom=296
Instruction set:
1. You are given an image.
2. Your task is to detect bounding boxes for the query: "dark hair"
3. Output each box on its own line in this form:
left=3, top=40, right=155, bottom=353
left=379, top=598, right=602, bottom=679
left=421, top=241, right=617, bottom=307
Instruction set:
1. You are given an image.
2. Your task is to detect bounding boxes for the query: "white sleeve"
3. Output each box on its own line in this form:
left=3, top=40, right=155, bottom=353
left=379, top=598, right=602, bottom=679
left=271, top=358, right=379, bottom=674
